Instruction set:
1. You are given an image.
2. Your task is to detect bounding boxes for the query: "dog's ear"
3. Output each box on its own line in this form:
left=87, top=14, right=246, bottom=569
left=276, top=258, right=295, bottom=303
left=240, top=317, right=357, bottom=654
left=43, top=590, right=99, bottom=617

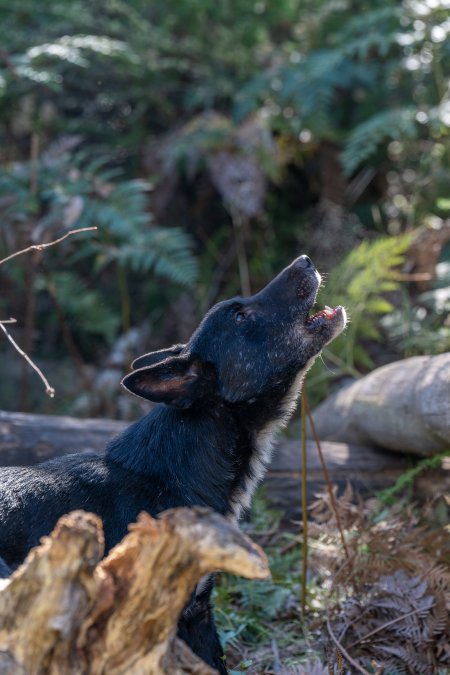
left=122, top=355, right=216, bottom=409
left=131, top=344, right=185, bottom=370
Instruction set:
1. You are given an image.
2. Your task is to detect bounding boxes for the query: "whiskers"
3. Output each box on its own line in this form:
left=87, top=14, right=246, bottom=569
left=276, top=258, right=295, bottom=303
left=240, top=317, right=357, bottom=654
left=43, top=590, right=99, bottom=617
left=318, top=352, right=335, bottom=375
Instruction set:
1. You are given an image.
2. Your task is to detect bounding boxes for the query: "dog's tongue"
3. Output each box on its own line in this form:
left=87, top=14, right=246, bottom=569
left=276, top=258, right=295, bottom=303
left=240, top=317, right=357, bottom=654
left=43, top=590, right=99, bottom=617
left=306, top=306, right=337, bottom=323
left=323, top=305, right=337, bottom=318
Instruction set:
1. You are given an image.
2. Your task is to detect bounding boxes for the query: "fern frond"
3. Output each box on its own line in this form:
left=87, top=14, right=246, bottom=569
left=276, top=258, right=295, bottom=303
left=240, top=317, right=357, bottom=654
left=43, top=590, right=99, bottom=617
left=309, top=234, right=413, bottom=381
left=311, top=489, right=450, bottom=673
left=342, top=107, right=418, bottom=175
left=26, top=34, right=127, bottom=65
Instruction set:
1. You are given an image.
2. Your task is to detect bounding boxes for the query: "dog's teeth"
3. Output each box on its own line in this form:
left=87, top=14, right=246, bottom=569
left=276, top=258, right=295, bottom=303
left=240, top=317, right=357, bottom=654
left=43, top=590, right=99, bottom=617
left=325, top=305, right=332, bottom=311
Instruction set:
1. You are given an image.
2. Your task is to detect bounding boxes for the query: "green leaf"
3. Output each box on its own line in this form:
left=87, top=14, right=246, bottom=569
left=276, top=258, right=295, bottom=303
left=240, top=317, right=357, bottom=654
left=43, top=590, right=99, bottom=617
left=342, top=107, right=418, bottom=176
left=366, top=298, right=394, bottom=314
left=436, top=197, right=450, bottom=211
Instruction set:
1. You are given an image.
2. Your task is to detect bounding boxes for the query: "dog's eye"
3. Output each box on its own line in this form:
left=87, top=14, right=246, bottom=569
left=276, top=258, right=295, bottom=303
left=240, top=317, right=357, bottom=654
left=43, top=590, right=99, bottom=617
left=234, top=311, right=246, bottom=323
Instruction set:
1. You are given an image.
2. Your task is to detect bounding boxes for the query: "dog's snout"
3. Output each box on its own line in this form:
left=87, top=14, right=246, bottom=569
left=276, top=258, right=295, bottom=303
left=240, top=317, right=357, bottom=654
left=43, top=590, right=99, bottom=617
left=296, top=255, right=314, bottom=270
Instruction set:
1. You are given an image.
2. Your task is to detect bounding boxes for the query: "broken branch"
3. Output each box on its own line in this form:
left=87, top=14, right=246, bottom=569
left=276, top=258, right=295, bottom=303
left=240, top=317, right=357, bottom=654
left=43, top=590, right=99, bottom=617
left=0, top=226, right=97, bottom=267
left=0, top=226, right=98, bottom=400
left=0, top=321, right=55, bottom=398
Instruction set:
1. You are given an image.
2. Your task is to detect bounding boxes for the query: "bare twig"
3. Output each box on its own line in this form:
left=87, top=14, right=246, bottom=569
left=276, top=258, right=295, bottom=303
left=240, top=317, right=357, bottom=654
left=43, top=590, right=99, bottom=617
left=394, top=272, right=433, bottom=282
left=0, top=321, right=55, bottom=398
left=0, top=227, right=97, bottom=267
left=326, top=615, right=371, bottom=675
left=1, top=226, right=97, bottom=402
left=304, top=390, right=350, bottom=561
left=300, top=390, right=308, bottom=614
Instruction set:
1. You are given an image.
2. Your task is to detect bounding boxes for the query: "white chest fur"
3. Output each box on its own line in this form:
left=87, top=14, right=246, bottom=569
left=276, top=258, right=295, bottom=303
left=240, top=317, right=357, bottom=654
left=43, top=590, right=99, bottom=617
left=229, top=357, right=315, bottom=519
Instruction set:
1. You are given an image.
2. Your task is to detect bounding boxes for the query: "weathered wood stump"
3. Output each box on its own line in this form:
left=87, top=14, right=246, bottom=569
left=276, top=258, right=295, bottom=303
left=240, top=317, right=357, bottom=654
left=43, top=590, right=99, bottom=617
left=0, top=410, right=415, bottom=519
left=0, top=507, right=269, bottom=674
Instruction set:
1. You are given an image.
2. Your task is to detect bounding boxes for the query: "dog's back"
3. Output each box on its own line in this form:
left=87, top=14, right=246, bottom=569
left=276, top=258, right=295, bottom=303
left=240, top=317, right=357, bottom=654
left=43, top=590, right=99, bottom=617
left=0, top=453, right=158, bottom=568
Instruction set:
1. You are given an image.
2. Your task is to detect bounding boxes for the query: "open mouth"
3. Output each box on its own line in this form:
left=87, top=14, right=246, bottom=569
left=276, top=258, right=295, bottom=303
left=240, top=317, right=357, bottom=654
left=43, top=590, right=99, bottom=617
left=305, top=305, right=343, bottom=328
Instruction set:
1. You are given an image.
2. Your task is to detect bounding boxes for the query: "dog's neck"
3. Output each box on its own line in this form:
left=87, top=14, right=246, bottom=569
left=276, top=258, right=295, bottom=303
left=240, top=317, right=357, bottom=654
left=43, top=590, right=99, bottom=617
left=106, top=366, right=307, bottom=519
left=106, top=403, right=248, bottom=515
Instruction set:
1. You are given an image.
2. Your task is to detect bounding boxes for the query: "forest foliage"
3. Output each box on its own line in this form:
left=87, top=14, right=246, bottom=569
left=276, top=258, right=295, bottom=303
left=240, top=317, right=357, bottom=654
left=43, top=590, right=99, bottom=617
left=0, top=4, right=449, bottom=674
left=0, top=0, right=449, bottom=413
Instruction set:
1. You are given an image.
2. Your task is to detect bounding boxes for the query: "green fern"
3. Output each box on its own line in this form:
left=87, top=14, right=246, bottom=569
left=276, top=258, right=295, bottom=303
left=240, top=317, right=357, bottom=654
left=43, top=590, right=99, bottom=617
left=376, top=449, right=450, bottom=508
left=235, top=49, right=376, bottom=138
left=307, top=234, right=413, bottom=402
left=0, top=151, right=198, bottom=288
left=112, top=227, right=199, bottom=286
left=13, top=34, right=127, bottom=84
left=337, top=6, right=402, bottom=58
left=214, top=490, right=300, bottom=648
left=0, top=150, right=198, bottom=350
left=40, top=271, right=120, bottom=346
left=342, top=107, right=418, bottom=176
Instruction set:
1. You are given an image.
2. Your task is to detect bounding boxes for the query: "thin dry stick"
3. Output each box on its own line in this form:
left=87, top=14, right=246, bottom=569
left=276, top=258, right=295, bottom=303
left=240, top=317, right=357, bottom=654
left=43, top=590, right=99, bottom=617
left=0, top=227, right=97, bottom=267
left=300, top=390, right=308, bottom=614
left=326, top=615, right=371, bottom=675
left=0, top=321, right=55, bottom=398
left=303, top=390, right=350, bottom=561
left=0, top=226, right=98, bottom=398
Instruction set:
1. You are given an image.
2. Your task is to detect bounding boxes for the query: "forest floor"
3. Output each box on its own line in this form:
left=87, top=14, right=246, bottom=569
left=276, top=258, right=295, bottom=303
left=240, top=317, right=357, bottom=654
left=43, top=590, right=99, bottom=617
left=215, top=487, right=450, bottom=675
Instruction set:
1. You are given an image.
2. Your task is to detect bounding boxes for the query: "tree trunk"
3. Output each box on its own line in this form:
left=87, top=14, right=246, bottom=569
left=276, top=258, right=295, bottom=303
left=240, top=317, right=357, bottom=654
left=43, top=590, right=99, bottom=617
left=0, top=508, right=269, bottom=674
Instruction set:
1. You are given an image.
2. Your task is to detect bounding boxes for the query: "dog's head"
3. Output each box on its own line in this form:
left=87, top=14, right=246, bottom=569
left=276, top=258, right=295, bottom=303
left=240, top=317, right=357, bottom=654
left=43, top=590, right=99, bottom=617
left=122, top=255, right=346, bottom=409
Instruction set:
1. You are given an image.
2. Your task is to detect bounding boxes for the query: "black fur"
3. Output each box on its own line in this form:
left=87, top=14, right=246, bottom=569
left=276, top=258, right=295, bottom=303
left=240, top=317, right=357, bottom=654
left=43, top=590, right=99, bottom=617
left=0, top=255, right=346, bottom=673
left=0, top=556, right=11, bottom=578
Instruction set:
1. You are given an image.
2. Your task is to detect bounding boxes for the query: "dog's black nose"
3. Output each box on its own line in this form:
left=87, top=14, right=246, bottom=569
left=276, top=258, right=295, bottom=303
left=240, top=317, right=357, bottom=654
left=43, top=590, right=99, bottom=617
left=296, top=255, right=314, bottom=269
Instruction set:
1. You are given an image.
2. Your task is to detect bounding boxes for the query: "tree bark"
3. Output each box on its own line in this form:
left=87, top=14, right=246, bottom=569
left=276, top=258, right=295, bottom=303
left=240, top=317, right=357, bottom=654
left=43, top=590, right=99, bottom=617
left=0, top=508, right=269, bottom=674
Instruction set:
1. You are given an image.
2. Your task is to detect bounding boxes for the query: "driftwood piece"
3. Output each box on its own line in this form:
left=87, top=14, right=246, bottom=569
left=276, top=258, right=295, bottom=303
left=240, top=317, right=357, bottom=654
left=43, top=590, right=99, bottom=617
left=312, top=353, right=450, bottom=455
left=0, top=410, right=415, bottom=519
left=0, top=507, right=269, bottom=674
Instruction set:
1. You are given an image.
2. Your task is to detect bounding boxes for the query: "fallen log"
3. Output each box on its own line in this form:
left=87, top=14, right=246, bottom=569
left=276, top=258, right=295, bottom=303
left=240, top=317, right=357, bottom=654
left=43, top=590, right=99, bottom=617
left=263, top=438, right=411, bottom=518
left=0, top=410, right=414, bottom=519
left=0, top=507, right=269, bottom=674
left=312, top=353, right=450, bottom=455
left=0, top=410, right=125, bottom=466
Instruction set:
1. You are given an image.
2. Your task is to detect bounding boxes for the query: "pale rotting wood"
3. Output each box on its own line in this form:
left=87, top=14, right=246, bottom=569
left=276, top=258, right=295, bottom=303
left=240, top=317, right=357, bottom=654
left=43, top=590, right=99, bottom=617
left=0, top=507, right=269, bottom=675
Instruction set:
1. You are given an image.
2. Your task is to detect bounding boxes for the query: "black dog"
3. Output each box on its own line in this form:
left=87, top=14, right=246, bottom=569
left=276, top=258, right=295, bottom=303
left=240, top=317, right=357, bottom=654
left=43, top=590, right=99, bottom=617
left=0, top=254, right=346, bottom=672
